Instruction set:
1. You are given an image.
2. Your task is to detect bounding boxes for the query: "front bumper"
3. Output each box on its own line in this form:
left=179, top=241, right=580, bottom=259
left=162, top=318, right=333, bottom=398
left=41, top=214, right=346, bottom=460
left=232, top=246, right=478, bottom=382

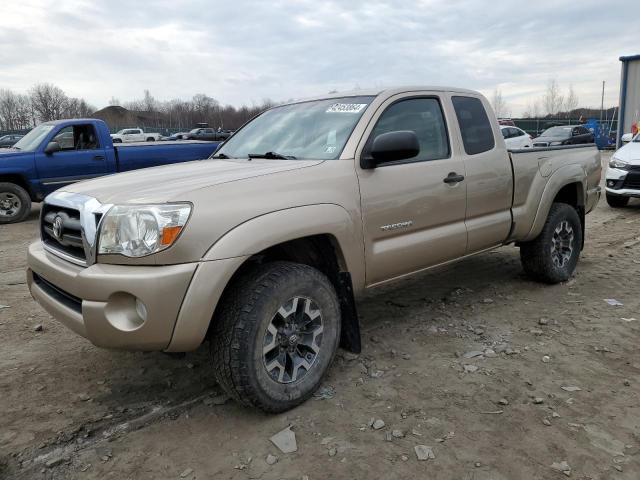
left=605, top=167, right=640, bottom=197
left=27, top=241, right=197, bottom=350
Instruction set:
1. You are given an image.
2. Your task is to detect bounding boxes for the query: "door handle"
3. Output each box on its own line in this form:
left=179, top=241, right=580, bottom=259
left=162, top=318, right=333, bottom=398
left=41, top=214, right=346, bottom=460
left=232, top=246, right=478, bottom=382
left=93, top=155, right=105, bottom=161
left=443, top=172, right=465, bottom=184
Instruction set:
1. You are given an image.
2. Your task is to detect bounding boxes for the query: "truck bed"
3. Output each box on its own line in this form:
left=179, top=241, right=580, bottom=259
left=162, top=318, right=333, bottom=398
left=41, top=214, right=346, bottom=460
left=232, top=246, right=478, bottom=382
left=508, top=144, right=601, bottom=241
left=114, top=140, right=220, bottom=173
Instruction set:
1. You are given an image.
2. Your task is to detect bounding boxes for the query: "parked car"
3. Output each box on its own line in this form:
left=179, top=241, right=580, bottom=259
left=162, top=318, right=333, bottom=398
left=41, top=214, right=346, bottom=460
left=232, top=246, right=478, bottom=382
left=183, top=127, right=232, bottom=141
left=110, top=128, right=161, bottom=143
left=500, top=126, right=532, bottom=149
left=0, top=134, right=24, bottom=148
left=497, top=118, right=516, bottom=127
left=605, top=133, right=640, bottom=207
left=532, top=125, right=594, bottom=147
left=26, top=87, right=601, bottom=412
left=0, top=119, right=221, bottom=223
left=165, top=131, right=190, bottom=141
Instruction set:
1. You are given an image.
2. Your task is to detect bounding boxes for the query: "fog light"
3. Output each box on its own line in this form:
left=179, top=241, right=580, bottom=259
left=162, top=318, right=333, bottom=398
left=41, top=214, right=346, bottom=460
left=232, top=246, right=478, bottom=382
left=607, top=180, right=615, bottom=187
left=135, top=298, right=148, bottom=321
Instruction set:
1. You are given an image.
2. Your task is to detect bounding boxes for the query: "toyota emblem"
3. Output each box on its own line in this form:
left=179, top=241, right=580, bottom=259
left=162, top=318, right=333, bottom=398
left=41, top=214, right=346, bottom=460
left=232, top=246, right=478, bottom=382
left=52, top=216, right=64, bottom=240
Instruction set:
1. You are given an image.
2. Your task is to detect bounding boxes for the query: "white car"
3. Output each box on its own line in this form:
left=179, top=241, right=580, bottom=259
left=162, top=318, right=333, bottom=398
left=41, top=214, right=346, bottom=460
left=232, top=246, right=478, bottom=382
left=500, top=126, right=533, bottom=149
left=605, top=133, right=640, bottom=207
left=110, top=128, right=160, bottom=143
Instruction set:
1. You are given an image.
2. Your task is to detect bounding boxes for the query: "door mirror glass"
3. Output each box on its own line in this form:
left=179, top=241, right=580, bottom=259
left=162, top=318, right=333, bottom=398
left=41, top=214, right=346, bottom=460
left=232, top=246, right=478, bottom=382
left=44, top=141, right=61, bottom=154
left=366, top=130, right=420, bottom=167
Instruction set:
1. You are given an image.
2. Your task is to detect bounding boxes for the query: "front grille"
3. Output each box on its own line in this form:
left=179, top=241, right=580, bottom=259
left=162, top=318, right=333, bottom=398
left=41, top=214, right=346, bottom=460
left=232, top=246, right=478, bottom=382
left=32, top=273, right=82, bottom=313
left=627, top=165, right=640, bottom=172
left=622, top=173, right=640, bottom=189
left=41, top=204, right=86, bottom=263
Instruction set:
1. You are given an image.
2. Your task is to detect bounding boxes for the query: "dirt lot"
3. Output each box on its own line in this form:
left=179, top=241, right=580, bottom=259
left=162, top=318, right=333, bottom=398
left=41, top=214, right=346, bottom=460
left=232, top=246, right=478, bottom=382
left=1, top=152, right=639, bottom=480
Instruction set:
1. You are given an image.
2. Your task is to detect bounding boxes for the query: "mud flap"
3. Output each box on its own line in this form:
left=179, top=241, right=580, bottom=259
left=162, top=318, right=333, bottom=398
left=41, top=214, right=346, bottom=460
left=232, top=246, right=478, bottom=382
left=338, top=272, right=361, bottom=354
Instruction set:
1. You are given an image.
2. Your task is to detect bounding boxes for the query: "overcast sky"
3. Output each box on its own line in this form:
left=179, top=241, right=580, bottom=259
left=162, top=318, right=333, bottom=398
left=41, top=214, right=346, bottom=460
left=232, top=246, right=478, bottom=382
left=1, top=0, right=635, bottom=115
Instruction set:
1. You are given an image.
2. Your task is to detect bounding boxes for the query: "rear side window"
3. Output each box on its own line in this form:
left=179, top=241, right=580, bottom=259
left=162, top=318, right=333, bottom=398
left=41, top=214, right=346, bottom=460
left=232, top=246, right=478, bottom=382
left=368, top=97, right=450, bottom=162
left=452, top=96, right=495, bottom=155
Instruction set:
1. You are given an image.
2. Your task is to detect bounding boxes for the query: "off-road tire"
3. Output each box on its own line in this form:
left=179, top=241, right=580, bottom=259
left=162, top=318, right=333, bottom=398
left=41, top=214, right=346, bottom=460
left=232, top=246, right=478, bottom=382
left=210, top=261, right=341, bottom=412
left=520, top=202, right=582, bottom=284
left=606, top=193, right=629, bottom=208
left=0, top=182, right=31, bottom=224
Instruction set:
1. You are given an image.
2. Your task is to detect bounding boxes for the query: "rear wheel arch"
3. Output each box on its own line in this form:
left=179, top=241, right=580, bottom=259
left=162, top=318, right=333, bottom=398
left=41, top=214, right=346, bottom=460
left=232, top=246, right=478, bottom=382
left=526, top=167, right=586, bottom=242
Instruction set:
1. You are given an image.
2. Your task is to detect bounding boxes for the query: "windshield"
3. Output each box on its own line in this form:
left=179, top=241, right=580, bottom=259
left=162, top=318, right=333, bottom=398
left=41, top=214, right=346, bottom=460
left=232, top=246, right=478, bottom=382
left=190, top=128, right=201, bottom=133
left=12, top=125, right=55, bottom=152
left=541, top=126, right=572, bottom=137
left=115, top=129, right=128, bottom=134
left=216, top=96, right=375, bottom=160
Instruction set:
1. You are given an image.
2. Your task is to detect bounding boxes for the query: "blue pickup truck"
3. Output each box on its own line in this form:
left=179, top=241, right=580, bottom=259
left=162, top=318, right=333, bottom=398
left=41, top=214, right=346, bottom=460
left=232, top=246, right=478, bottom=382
left=0, top=119, right=221, bottom=223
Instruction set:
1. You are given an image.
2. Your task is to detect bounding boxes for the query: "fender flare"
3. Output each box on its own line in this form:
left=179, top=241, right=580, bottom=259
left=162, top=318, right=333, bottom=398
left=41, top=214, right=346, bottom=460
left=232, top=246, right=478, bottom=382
left=525, top=164, right=586, bottom=242
left=166, top=204, right=365, bottom=352
left=202, top=203, right=365, bottom=286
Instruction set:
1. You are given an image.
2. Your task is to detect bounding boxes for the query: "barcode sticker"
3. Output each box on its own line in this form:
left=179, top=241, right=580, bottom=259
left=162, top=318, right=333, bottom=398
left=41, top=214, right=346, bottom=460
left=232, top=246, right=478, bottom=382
left=326, top=103, right=368, bottom=113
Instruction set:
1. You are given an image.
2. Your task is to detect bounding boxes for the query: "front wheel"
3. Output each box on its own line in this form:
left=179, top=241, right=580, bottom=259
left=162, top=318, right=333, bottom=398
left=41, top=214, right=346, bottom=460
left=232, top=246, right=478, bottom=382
left=0, top=182, right=31, bottom=224
left=606, top=193, right=629, bottom=208
left=210, top=261, right=341, bottom=412
left=113, top=138, right=122, bottom=143
left=520, top=203, right=582, bottom=284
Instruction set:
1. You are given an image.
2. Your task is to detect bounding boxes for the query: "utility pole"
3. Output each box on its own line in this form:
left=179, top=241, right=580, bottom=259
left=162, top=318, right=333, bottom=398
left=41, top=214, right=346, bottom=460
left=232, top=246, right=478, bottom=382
left=600, top=81, right=605, bottom=123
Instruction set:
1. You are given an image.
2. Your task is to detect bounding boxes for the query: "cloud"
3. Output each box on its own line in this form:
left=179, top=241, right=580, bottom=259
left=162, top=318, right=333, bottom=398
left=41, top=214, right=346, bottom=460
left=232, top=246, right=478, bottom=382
left=0, top=0, right=634, bottom=114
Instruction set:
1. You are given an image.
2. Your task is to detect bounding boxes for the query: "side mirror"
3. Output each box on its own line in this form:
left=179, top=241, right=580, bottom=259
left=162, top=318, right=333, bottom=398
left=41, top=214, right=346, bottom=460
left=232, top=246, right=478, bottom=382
left=44, top=141, right=61, bottom=154
left=362, top=130, right=420, bottom=169
left=621, top=133, right=633, bottom=143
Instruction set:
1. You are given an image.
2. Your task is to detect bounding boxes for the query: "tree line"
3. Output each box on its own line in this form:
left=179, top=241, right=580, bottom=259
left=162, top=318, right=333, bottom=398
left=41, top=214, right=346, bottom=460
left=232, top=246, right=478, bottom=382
left=0, top=84, right=95, bottom=131
left=492, top=79, right=598, bottom=120
left=0, top=84, right=274, bottom=133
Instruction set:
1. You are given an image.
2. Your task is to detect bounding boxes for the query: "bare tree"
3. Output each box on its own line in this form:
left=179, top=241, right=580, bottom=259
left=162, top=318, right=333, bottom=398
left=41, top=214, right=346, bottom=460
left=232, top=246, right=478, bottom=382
left=142, top=90, right=156, bottom=112
left=491, top=88, right=509, bottom=118
left=542, top=79, right=564, bottom=117
left=564, top=84, right=579, bottom=117
left=30, top=83, right=68, bottom=122
left=108, top=96, right=121, bottom=106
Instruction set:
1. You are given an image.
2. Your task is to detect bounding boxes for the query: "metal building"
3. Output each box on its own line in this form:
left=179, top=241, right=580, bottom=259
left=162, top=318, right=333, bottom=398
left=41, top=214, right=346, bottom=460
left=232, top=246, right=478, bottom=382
left=617, top=54, right=640, bottom=147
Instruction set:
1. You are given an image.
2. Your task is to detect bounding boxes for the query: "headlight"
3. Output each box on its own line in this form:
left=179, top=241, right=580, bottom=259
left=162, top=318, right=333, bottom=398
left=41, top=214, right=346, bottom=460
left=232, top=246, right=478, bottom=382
left=550, top=141, right=563, bottom=146
left=609, top=156, right=629, bottom=170
left=98, top=204, right=191, bottom=257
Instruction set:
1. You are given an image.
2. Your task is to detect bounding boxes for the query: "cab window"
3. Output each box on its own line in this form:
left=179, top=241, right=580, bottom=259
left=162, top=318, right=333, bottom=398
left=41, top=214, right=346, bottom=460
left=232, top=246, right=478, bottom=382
left=452, top=96, right=495, bottom=155
left=367, top=97, right=450, bottom=163
left=51, top=125, right=100, bottom=151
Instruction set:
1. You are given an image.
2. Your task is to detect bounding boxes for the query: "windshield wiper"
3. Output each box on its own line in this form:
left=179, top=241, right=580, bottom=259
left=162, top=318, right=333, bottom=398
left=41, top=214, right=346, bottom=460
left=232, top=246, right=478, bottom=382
left=248, top=151, right=296, bottom=160
left=212, top=152, right=230, bottom=158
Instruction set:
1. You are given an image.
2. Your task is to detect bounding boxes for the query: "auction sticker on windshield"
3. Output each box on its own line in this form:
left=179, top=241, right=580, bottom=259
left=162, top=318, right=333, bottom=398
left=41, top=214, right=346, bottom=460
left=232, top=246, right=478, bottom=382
left=326, top=103, right=368, bottom=113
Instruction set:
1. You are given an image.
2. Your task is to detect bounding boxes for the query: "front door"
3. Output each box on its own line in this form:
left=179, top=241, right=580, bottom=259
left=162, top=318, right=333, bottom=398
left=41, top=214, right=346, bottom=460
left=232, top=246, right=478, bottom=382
left=356, top=94, right=468, bottom=286
left=35, top=124, right=108, bottom=195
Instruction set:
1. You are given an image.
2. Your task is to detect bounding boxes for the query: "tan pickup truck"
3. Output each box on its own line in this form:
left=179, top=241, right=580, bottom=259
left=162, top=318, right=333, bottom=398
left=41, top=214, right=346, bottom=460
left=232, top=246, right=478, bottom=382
left=27, top=87, right=602, bottom=412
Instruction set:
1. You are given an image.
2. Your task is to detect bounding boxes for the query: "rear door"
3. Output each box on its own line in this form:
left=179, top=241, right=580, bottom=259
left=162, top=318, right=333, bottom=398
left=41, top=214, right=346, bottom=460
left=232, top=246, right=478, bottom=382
left=356, top=92, right=467, bottom=286
left=35, top=123, right=108, bottom=195
left=450, top=95, right=513, bottom=253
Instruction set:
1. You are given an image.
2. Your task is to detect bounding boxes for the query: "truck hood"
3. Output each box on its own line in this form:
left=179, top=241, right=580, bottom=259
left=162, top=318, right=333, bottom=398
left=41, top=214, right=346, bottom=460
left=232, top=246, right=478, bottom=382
left=613, top=141, right=640, bottom=163
left=60, top=158, right=324, bottom=204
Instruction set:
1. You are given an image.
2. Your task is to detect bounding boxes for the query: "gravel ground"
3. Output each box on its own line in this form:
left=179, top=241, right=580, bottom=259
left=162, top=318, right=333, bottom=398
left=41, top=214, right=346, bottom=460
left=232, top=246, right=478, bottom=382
left=1, top=152, right=639, bottom=480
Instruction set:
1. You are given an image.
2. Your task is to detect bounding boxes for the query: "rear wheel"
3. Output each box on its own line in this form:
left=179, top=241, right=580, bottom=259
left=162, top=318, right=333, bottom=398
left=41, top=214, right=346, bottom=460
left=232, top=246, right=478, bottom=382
left=606, top=193, right=629, bottom=208
left=210, top=261, right=341, bottom=412
left=520, top=202, right=582, bottom=284
left=0, top=182, right=31, bottom=224
left=146, top=137, right=155, bottom=142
